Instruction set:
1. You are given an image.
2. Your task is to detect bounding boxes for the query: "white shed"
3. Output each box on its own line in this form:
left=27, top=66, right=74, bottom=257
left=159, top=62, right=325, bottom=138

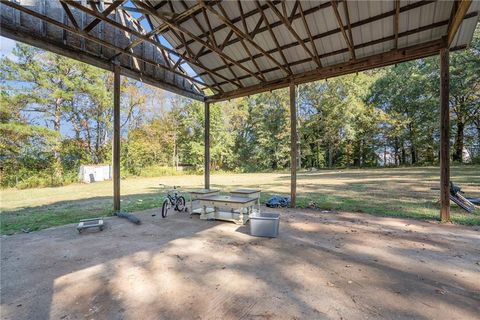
left=79, top=165, right=112, bottom=183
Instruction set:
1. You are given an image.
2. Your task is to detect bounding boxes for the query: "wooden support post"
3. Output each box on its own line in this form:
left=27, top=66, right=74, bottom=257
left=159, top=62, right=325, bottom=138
left=440, top=48, right=450, bottom=222
left=290, top=82, right=297, bottom=208
left=204, top=101, right=210, bottom=189
left=113, top=64, right=121, bottom=213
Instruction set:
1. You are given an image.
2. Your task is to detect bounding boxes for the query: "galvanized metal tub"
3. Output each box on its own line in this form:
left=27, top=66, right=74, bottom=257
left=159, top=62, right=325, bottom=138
left=249, top=213, right=280, bottom=238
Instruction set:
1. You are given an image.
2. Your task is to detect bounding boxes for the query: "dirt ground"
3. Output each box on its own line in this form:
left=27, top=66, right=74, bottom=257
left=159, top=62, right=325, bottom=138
left=1, top=207, right=479, bottom=320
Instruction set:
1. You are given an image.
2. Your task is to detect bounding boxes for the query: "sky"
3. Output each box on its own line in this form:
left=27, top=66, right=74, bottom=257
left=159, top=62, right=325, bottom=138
left=0, top=36, right=17, bottom=60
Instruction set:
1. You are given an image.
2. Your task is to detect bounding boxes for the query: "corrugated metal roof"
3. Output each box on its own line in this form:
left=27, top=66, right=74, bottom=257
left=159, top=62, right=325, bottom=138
left=153, top=0, right=478, bottom=99
left=1, top=0, right=478, bottom=101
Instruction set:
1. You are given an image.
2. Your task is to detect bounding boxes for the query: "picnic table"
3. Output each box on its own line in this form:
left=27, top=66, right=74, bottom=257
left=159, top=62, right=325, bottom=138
left=196, top=195, right=257, bottom=225
left=188, top=188, right=220, bottom=214
left=229, top=188, right=261, bottom=212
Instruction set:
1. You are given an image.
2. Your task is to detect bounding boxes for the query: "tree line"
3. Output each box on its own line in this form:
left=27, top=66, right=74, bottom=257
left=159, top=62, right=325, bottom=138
left=1, top=28, right=479, bottom=188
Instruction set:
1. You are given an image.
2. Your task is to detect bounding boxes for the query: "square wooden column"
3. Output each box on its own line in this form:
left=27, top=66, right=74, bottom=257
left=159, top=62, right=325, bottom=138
left=290, top=82, right=297, bottom=208
left=204, top=101, right=210, bottom=189
left=439, top=48, right=450, bottom=222
left=113, top=65, right=121, bottom=212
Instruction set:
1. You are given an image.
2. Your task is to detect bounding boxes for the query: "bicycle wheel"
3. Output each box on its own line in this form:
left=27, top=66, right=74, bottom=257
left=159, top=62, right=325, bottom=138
left=161, top=199, right=169, bottom=218
left=175, top=196, right=186, bottom=212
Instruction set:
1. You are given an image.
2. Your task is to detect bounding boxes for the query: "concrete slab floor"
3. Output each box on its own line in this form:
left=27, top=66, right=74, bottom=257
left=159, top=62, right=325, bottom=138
left=1, top=207, right=479, bottom=320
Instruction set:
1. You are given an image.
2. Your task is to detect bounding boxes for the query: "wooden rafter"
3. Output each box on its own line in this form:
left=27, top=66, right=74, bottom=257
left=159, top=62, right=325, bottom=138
left=209, top=38, right=447, bottom=102
left=288, top=1, right=299, bottom=24
left=179, top=1, right=337, bottom=56
left=199, top=0, right=291, bottom=76
left=200, top=6, right=245, bottom=86
left=126, top=1, right=204, bottom=53
left=64, top=0, right=241, bottom=89
left=195, top=0, right=440, bottom=80
left=253, top=0, right=292, bottom=75
left=226, top=2, right=266, bottom=82
left=3, top=0, right=476, bottom=102
left=251, top=14, right=265, bottom=39
left=135, top=1, right=202, bottom=92
left=59, top=0, right=79, bottom=30
left=84, top=0, right=123, bottom=33
left=133, top=0, right=262, bottom=84
left=112, top=0, right=201, bottom=80
left=177, top=0, right=223, bottom=91
left=394, top=0, right=400, bottom=49
left=342, top=0, right=356, bottom=60
left=194, top=0, right=433, bottom=62
left=209, top=13, right=477, bottom=88
left=266, top=1, right=321, bottom=67
left=330, top=0, right=355, bottom=60
left=447, top=0, right=472, bottom=47
left=220, top=30, right=234, bottom=50
left=0, top=0, right=214, bottom=97
left=297, top=1, right=322, bottom=68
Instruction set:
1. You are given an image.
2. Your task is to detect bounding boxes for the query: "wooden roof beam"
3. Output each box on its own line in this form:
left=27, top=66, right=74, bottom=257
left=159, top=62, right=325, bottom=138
left=330, top=0, right=355, bottom=60
left=266, top=0, right=321, bottom=68
left=208, top=39, right=447, bottom=102
left=134, top=0, right=262, bottom=84
left=342, top=0, right=356, bottom=59
left=237, top=1, right=267, bottom=82
left=447, top=0, right=472, bottom=47
left=84, top=0, right=124, bottom=33
left=253, top=0, right=292, bottom=75
left=0, top=1, right=213, bottom=97
left=64, top=0, right=240, bottom=90
left=297, top=1, right=322, bottom=68
left=394, top=0, right=400, bottom=49
left=59, top=0, right=80, bottom=30
left=194, top=0, right=433, bottom=62
left=199, top=1, right=290, bottom=76
left=209, top=13, right=478, bottom=88
left=195, top=0, right=436, bottom=79
left=176, top=0, right=337, bottom=52
left=200, top=6, right=246, bottom=87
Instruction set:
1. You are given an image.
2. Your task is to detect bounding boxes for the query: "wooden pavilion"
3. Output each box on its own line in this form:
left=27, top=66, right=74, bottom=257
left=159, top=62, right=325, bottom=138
left=1, top=0, right=478, bottom=221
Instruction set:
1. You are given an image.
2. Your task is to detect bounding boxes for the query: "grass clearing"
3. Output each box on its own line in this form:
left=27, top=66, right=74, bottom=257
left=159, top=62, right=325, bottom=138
left=1, top=166, right=479, bottom=234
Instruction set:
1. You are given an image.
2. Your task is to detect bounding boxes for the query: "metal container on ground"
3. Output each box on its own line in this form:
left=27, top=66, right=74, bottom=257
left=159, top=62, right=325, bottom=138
left=249, top=213, right=280, bottom=238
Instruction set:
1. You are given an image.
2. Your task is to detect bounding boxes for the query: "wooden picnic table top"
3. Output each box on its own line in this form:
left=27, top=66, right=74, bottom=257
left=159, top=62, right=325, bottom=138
left=188, top=188, right=220, bottom=194
left=197, top=195, right=257, bottom=204
left=230, top=188, right=261, bottom=194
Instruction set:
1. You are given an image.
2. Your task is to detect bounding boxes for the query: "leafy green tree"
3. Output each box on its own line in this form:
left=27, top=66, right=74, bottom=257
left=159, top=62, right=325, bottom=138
left=449, top=27, right=480, bottom=162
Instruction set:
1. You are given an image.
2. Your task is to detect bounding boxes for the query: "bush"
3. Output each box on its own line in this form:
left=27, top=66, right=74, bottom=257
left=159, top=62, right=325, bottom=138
left=136, top=165, right=199, bottom=177
left=13, top=170, right=78, bottom=189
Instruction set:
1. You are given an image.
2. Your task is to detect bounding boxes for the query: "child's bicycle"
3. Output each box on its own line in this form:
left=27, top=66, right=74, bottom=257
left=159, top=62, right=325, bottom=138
left=159, top=184, right=186, bottom=218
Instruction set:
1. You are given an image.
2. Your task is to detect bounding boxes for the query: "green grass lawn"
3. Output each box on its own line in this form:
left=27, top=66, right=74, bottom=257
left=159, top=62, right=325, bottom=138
left=1, top=166, right=479, bottom=234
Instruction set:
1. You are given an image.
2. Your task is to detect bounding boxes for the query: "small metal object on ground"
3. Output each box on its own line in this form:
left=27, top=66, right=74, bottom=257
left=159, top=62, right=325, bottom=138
left=250, top=213, right=280, bottom=238
left=77, top=218, right=104, bottom=233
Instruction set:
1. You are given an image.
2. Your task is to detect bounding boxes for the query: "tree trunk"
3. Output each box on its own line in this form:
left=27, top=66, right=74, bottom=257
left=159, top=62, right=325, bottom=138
left=360, top=139, right=364, bottom=167
left=394, top=137, right=399, bottom=166
left=328, top=145, right=333, bottom=168
left=384, top=144, right=387, bottom=166
left=52, top=100, right=63, bottom=180
left=453, top=118, right=464, bottom=163
left=411, top=145, right=417, bottom=165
